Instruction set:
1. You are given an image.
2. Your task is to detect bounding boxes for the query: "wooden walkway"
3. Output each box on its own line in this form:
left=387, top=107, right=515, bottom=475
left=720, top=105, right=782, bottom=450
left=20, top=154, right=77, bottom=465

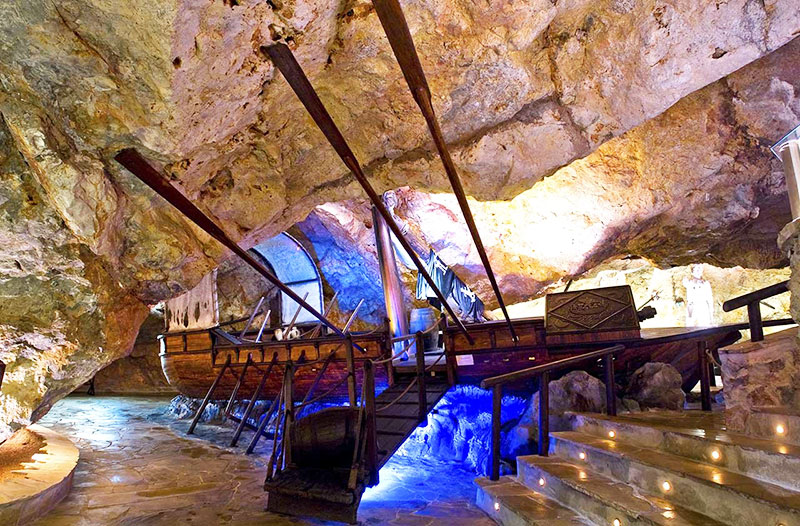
left=374, top=377, right=451, bottom=468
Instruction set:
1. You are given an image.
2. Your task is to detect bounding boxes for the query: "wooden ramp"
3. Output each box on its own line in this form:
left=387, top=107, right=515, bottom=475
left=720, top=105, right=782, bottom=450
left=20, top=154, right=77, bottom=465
left=374, top=377, right=450, bottom=468
left=264, top=367, right=452, bottom=524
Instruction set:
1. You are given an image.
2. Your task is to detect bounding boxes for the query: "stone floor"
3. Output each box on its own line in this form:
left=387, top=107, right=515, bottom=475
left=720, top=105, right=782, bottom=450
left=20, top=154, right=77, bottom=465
left=31, top=396, right=494, bottom=526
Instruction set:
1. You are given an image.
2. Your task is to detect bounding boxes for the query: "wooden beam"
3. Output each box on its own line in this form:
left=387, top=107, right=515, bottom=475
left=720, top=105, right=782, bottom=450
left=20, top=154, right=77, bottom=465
left=262, top=43, right=473, bottom=344
left=114, top=148, right=344, bottom=337
left=371, top=0, right=518, bottom=342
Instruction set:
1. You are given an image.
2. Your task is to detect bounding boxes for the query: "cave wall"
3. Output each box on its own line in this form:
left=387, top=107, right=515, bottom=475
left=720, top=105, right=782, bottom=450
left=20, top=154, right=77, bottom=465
left=498, top=258, right=791, bottom=330
left=0, top=119, right=148, bottom=440
left=0, top=0, right=798, bottom=437
left=300, top=37, right=800, bottom=311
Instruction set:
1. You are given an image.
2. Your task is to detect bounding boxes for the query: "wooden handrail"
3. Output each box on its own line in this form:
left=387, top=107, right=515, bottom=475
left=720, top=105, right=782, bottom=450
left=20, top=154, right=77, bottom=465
left=484, top=344, right=624, bottom=481
left=481, top=345, right=625, bottom=389
left=722, top=280, right=790, bottom=342
left=722, top=280, right=789, bottom=312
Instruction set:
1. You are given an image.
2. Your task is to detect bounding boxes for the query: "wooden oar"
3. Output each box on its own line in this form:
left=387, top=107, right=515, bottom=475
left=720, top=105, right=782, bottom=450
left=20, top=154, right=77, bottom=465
left=310, top=291, right=339, bottom=339
left=282, top=291, right=310, bottom=339
left=342, top=298, right=365, bottom=333
left=263, top=43, right=473, bottom=344
left=370, top=0, right=518, bottom=342
left=240, top=296, right=265, bottom=339
left=255, top=309, right=271, bottom=343
left=115, top=148, right=346, bottom=338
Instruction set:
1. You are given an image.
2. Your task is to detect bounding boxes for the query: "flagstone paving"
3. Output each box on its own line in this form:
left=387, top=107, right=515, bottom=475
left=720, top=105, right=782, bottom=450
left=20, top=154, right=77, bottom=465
left=31, top=396, right=493, bottom=525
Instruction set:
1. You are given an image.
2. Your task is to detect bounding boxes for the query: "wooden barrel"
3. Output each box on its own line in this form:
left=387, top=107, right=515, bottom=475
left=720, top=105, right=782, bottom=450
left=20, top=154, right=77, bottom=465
left=409, top=307, right=439, bottom=353
left=290, top=407, right=360, bottom=469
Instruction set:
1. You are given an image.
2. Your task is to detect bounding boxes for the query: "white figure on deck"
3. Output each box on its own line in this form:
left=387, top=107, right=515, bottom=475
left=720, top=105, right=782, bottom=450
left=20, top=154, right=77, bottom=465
left=683, top=264, right=714, bottom=327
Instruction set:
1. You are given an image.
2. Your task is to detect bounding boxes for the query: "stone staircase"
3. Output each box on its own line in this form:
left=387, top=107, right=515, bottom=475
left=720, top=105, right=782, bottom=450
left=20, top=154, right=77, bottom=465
left=476, top=410, right=800, bottom=526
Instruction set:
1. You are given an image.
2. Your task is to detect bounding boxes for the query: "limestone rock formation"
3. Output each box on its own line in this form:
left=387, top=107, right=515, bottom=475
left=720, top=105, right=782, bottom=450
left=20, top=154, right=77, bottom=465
left=495, top=259, right=791, bottom=329
left=719, top=327, right=800, bottom=431
left=307, top=37, right=800, bottom=309
left=0, top=0, right=799, bottom=438
left=0, top=120, right=148, bottom=441
left=93, top=311, right=175, bottom=395
left=625, top=362, right=686, bottom=410
left=510, top=371, right=608, bottom=452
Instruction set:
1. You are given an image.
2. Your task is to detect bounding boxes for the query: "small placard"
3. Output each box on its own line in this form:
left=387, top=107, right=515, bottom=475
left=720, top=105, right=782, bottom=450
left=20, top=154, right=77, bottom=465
left=456, top=354, right=474, bottom=366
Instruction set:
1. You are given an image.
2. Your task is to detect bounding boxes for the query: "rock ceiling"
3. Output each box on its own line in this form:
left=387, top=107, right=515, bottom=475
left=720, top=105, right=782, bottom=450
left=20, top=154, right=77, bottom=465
left=0, top=0, right=798, bottom=438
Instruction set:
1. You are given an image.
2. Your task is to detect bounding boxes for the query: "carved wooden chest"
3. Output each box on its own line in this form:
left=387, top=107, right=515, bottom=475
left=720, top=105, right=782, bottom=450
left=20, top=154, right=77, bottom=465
left=545, top=285, right=641, bottom=345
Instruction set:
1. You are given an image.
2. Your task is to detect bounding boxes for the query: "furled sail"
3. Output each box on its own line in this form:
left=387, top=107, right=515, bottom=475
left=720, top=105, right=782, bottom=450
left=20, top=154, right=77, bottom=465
left=165, top=270, right=219, bottom=332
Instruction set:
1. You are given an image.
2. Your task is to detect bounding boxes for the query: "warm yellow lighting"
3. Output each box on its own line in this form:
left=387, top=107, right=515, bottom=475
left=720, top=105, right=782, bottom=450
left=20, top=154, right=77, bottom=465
left=613, top=519, right=622, bottom=526
left=779, top=445, right=789, bottom=455
left=579, top=471, right=587, bottom=480
left=608, top=430, right=616, bottom=439
left=538, top=477, right=546, bottom=487
left=712, top=473, right=722, bottom=484
left=661, top=481, right=672, bottom=492
left=776, top=424, right=787, bottom=435
left=710, top=450, right=721, bottom=461
left=579, top=452, right=586, bottom=460
left=494, top=501, right=500, bottom=511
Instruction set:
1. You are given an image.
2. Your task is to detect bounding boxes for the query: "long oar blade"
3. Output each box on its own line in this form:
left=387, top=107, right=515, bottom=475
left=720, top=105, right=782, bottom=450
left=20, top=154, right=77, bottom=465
left=371, top=0, right=518, bottom=342
left=263, top=43, right=473, bottom=344
left=114, top=148, right=344, bottom=338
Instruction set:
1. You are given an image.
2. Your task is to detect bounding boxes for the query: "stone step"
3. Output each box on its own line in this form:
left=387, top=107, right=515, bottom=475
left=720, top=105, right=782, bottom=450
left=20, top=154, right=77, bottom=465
left=517, top=455, right=727, bottom=526
left=550, top=430, right=800, bottom=526
left=745, top=407, right=800, bottom=446
left=568, top=411, right=800, bottom=491
left=475, top=476, right=591, bottom=526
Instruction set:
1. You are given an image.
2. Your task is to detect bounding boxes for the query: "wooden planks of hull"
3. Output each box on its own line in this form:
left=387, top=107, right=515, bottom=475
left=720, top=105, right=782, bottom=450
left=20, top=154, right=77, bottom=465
left=160, top=331, right=389, bottom=400
left=444, top=317, right=741, bottom=388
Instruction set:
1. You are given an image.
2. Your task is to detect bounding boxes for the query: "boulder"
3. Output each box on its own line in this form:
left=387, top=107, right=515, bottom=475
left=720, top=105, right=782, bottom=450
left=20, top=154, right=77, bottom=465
left=626, top=362, right=686, bottom=410
left=509, top=371, right=607, bottom=453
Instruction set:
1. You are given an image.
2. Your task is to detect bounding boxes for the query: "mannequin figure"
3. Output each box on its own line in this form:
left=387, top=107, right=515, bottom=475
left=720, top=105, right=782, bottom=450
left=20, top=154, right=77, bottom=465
left=683, top=264, right=714, bottom=327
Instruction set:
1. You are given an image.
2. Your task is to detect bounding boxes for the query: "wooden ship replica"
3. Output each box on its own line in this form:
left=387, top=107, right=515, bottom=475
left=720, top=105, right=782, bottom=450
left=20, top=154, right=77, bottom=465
left=114, top=0, right=795, bottom=522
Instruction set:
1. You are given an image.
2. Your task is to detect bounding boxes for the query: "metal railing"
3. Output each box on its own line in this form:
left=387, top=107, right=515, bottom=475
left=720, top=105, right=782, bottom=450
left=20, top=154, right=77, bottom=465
left=480, top=344, right=625, bottom=481
left=722, top=280, right=790, bottom=341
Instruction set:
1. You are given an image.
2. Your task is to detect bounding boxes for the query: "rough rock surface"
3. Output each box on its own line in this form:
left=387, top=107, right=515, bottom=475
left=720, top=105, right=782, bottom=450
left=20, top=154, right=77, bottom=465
left=92, top=311, right=175, bottom=395
left=303, top=37, right=800, bottom=309
left=719, top=327, right=800, bottom=431
left=0, top=0, right=799, bottom=438
left=396, top=384, right=528, bottom=476
left=0, top=120, right=147, bottom=441
left=496, top=259, right=791, bottom=330
left=509, top=371, right=608, bottom=453
left=626, top=362, right=686, bottom=410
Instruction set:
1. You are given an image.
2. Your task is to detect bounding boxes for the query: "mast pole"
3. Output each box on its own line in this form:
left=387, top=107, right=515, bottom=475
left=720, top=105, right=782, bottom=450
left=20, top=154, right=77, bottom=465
left=114, top=148, right=345, bottom=338
left=370, top=0, right=518, bottom=342
left=262, top=43, right=474, bottom=344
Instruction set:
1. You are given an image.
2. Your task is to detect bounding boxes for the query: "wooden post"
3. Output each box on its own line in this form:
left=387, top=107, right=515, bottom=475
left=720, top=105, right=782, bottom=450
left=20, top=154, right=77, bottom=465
left=490, top=384, right=502, bottom=481
left=188, top=355, right=231, bottom=435
left=283, top=362, right=295, bottom=468
left=346, top=335, right=357, bottom=407
left=604, top=354, right=617, bottom=417
left=245, top=389, right=282, bottom=454
left=699, top=341, right=712, bottom=411
left=230, top=364, right=270, bottom=447
left=416, top=332, right=427, bottom=423
left=224, top=355, right=252, bottom=416
left=747, top=302, right=764, bottom=342
left=538, top=372, right=549, bottom=456
left=446, top=331, right=458, bottom=386
left=364, top=360, right=379, bottom=486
